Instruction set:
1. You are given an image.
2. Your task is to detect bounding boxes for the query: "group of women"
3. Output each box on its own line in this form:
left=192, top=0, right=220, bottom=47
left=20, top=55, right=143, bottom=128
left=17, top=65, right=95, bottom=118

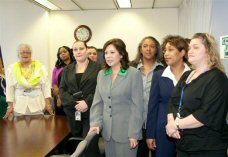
left=3, top=32, right=228, bottom=157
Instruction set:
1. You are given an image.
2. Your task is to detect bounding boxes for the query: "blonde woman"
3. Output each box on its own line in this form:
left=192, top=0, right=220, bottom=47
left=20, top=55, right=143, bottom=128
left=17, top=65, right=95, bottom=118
left=166, top=33, right=228, bottom=157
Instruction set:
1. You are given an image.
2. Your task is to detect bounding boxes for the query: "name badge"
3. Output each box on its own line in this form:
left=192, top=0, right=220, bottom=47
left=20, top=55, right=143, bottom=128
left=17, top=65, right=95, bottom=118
left=75, top=111, right=81, bottom=121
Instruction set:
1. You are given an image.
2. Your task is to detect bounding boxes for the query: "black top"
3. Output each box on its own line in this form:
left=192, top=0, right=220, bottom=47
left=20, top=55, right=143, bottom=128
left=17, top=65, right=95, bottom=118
left=75, top=73, right=83, bottom=87
left=168, top=68, right=228, bottom=151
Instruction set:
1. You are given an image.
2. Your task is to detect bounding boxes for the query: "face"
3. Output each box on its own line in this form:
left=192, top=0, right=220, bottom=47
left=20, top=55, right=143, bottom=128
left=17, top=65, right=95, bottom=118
left=188, top=38, right=208, bottom=66
left=59, top=47, right=70, bottom=61
left=73, top=41, right=87, bottom=62
left=163, top=42, right=185, bottom=66
left=87, top=48, right=98, bottom=62
left=18, top=47, right=32, bottom=64
left=104, top=44, right=122, bottom=68
left=141, top=38, right=157, bottom=60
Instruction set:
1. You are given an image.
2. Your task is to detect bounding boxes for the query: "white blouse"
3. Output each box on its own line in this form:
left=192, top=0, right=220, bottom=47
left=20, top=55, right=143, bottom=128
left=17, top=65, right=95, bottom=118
left=5, top=63, right=51, bottom=114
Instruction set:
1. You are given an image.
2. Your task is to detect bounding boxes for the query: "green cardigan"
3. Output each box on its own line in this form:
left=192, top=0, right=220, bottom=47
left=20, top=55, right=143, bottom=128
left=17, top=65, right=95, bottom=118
left=0, top=96, right=7, bottom=119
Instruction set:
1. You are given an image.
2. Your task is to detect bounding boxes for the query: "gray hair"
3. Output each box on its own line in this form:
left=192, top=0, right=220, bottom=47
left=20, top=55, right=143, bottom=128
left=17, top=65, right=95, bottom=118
left=17, top=43, right=32, bottom=55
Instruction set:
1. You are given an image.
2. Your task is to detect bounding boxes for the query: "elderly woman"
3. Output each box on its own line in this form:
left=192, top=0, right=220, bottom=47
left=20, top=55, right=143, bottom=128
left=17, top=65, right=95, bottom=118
left=4, top=44, right=54, bottom=118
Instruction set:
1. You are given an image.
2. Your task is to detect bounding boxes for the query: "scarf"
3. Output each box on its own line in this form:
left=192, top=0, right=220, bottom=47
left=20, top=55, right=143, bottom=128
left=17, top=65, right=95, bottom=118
left=13, top=60, right=43, bottom=88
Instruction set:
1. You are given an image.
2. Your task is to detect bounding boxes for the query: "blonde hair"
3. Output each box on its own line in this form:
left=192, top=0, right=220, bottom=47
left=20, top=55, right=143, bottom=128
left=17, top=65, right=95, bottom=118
left=192, top=33, right=225, bottom=73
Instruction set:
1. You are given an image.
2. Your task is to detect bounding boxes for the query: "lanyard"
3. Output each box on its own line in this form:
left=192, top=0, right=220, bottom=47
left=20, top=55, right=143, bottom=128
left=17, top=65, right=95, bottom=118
left=177, top=71, right=196, bottom=118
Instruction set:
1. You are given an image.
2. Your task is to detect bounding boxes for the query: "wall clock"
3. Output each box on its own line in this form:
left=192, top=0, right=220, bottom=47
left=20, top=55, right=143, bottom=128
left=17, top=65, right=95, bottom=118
left=74, top=25, right=92, bottom=42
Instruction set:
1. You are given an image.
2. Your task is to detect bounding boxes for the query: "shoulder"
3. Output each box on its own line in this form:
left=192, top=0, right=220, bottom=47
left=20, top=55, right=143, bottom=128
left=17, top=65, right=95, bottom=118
left=207, top=68, right=228, bottom=82
left=154, top=64, right=165, bottom=72
left=154, top=69, right=165, bottom=76
left=64, top=62, right=75, bottom=70
left=90, top=60, right=101, bottom=70
left=129, top=61, right=138, bottom=68
left=128, top=66, right=141, bottom=75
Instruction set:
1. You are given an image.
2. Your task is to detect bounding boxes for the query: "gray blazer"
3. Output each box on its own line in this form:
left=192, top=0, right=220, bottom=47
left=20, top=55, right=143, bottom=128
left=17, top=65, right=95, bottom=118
left=90, top=67, right=144, bottom=143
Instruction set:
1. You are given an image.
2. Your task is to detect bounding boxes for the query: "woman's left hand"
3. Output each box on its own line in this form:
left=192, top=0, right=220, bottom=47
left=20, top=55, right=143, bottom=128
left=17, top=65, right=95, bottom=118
left=166, top=120, right=180, bottom=139
left=75, top=100, right=88, bottom=112
left=129, top=138, right=138, bottom=149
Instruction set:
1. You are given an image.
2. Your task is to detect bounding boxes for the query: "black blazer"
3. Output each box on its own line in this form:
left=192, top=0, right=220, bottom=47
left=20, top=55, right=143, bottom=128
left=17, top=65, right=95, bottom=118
left=59, top=60, right=101, bottom=117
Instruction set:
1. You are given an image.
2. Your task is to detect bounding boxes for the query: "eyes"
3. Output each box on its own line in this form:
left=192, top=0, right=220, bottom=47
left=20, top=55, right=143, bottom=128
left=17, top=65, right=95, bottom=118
left=104, top=51, right=115, bottom=55
left=73, top=47, right=85, bottom=52
left=163, top=48, right=176, bottom=54
left=142, top=44, right=156, bottom=49
left=88, top=52, right=97, bottom=55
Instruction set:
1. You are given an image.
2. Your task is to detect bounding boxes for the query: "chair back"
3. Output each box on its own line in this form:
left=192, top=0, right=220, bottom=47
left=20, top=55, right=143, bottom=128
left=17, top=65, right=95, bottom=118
left=70, top=131, right=101, bottom=157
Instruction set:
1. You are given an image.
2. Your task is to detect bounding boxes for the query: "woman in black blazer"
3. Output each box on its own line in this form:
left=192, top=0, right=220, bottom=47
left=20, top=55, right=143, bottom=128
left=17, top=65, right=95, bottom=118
left=59, top=41, right=100, bottom=137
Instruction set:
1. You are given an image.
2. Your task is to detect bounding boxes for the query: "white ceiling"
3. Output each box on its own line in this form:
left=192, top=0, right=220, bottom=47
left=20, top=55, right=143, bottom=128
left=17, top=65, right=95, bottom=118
left=30, top=0, right=184, bottom=11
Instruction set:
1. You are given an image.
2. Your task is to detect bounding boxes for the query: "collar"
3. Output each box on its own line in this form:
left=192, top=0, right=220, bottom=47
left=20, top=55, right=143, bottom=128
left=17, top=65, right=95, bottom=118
left=162, top=63, right=191, bottom=86
left=104, top=68, right=128, bottom=76
left=137, top=60, right=163, bottom=71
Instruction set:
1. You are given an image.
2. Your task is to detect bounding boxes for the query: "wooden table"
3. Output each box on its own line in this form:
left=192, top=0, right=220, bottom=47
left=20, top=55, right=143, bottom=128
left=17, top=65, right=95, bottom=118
left=0, top=115, right=71, bottom=157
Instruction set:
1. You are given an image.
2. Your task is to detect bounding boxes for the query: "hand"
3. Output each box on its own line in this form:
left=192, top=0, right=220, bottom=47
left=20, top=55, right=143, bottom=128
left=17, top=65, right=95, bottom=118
left=166, top=119, right=180, bottom=139
left=146, top=138, right=156, bottom=150
left=75, top=100, right=88, bottom=112
left=88, top=127, right=100, bottom=134
left=129, top=138, right=138, bottom=149
left=3, top=105, right=14, bottom=119
left=56, top=97, right=62, bottom=108
left=45, top=104, right=54, bottom=115
left=53, top=85, right=59, bottom=96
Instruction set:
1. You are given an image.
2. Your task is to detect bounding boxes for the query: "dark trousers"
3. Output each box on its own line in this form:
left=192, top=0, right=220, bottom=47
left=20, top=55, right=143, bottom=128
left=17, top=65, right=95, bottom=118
left=177, top=149, right=227, bottom=157
left=63, top=105, right=89, bottom=138
left=137, top=128, right=156, bottom=157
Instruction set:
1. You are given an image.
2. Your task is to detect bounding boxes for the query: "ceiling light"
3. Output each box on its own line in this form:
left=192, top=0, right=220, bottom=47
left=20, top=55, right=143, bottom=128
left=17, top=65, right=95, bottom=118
left=117, top=0, right=131, bottom=8
left=34, top=0, right=60, bottom=10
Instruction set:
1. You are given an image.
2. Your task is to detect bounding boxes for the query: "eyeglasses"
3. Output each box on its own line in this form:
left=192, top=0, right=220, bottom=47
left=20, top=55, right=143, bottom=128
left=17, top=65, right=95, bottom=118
left=19, top=51, right=31, bottom=55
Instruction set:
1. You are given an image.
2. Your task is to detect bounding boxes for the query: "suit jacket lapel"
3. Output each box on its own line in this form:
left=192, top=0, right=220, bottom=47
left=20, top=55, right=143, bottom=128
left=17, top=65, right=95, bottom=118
left=67, top=63, right=79, bottom=92
left=111, top=75, right=126, bottom=89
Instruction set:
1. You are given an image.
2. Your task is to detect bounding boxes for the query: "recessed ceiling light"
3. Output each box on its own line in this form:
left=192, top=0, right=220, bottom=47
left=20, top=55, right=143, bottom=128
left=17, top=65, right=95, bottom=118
left=116, top=0, right=131, bottom=8
left=34, top=0, right=60, bottom=10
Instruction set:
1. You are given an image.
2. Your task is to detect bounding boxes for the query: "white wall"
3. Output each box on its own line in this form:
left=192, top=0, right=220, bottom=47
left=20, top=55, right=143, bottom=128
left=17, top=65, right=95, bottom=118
left=49, top=9, right=178, bottom=70
left=0, top=0, right=178, bottom=78
left=210, top=0, right=228, bottom=74
left=0, top=0, right=49, bottom=70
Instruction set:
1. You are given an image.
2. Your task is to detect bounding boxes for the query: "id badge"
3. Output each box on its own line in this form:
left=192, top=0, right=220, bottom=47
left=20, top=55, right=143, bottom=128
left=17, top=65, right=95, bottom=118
left=75, top=111, right=81, bottom=121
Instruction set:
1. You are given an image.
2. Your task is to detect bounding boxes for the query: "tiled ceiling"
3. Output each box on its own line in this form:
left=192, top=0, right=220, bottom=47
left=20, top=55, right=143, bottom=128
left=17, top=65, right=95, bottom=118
left=30, top=0, right=184, bottom=11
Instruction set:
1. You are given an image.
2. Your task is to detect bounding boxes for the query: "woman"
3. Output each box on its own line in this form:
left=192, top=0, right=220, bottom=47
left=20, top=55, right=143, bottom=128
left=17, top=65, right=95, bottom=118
left=87, top=46, right=98, bottom=62
left=89, top=38, right=144, bottom=157
left=146, top=35, right=191, bottom=157
left=59, top=41, right=100, bottom=138
left=52, top=46, right=75, bottom=115
left=166, top=33, right=228, bottom=157
left=130, top=36, right=164, bottom=157
left=4, top=43, right=54, bottom=118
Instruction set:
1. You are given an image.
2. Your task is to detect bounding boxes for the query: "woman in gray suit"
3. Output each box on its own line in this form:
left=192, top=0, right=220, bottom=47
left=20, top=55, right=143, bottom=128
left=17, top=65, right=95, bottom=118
left=89, top=38, right=144, bottom=157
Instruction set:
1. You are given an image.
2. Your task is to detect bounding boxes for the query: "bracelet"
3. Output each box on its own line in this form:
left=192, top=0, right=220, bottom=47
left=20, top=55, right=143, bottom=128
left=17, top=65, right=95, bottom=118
left=175, top=119, right=181, bottom=130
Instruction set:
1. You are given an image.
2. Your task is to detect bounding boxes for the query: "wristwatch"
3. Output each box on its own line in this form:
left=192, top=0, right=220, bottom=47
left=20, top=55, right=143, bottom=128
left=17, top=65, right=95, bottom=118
left=175, top=119, right=181, bottom=130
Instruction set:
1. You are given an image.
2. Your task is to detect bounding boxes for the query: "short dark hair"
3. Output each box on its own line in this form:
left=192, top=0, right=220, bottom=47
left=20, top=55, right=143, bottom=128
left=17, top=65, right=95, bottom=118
left=103, top=38, right=129, bottom=70
left=162, top=35, right=189, bottom=64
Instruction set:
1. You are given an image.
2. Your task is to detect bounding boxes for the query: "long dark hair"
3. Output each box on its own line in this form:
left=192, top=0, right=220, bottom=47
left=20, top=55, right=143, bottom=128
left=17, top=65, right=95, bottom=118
left=103, top=38, right=129, bottom=70
left=55, top=46, right=75, bottom=68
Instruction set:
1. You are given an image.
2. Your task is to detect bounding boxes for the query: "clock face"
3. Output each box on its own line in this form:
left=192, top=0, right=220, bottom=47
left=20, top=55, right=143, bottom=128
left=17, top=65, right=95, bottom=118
left=74, top=25, right=92, bottom=42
